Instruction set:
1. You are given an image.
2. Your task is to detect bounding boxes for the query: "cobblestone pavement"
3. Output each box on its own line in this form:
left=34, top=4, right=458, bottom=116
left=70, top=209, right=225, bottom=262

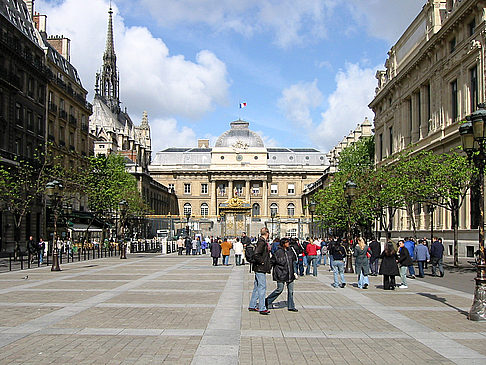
left=0, top=254, right=485, bottom=364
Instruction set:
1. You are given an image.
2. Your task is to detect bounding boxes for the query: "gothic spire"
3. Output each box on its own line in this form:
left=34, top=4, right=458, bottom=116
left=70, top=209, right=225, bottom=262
left=99, top=5, right=120, bottom=113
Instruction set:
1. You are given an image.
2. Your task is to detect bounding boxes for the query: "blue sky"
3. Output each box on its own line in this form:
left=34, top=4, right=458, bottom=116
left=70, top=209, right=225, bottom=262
left=35, top=0, right=425, bottom=154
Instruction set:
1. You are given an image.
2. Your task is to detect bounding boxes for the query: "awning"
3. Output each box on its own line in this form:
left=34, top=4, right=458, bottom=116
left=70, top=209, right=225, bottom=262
left=69, top=223, right=103, bottom=232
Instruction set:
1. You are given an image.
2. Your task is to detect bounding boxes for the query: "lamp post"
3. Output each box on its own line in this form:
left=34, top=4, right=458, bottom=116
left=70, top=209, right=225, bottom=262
left=344, top=180, right=357, bottom=274
left=185, top=211, right=191, bottom=237
left=309, top=200, right=317, bottom=238
left=425, top=201, right=436, bottom=246
left=271, top=209, right=276, bottom=239
left=46, top=180, right=63, bottom=271
left=119, top=200, right=128, bottom=259
left=459, top=104, right=486, bottom=320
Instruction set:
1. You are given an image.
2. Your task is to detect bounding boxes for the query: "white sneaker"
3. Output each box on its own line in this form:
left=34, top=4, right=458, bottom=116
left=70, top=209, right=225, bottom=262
left=399, top=285, right=408, bottom=289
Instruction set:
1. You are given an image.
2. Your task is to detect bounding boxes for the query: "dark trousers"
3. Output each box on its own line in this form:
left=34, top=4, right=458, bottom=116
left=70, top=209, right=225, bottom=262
left=383, top=275, right=396, bottom=290
left=297, top=257, right=304, bottom=276
left=186, top=247, right=191, bottom=255
left=178, top=247, right=184, bottom=255
left=370, top=257, right=379, bottom=275
left=417, top=261, right=425, bottom=277
left=212, top=257, right=219, bottom=266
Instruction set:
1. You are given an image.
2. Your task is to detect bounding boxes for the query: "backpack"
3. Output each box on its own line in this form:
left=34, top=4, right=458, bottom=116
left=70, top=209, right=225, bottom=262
left=245, top=242, right=257, bottom=264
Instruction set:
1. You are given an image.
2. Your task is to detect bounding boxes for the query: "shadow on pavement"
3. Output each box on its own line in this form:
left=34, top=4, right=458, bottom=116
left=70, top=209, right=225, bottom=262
left=418, top=292, right=469, bottom=317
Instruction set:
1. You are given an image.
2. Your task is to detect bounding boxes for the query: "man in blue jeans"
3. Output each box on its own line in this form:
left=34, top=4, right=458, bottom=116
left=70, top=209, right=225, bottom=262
left=404, top=238, right=416, bottom=279
left=249, top=227, right=271, bottom=315
left=414, top=239, right=430, bottom=278
left=331, top=240, right=347, bottom=288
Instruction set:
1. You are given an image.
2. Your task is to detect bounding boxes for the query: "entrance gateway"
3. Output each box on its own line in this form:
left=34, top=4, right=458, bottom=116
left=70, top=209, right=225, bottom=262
left=218, top=197, right=251, bottom=238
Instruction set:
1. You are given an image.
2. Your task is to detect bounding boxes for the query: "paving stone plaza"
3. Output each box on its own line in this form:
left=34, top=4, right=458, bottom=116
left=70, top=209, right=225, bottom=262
left=0, top=253, right=486, bottom=364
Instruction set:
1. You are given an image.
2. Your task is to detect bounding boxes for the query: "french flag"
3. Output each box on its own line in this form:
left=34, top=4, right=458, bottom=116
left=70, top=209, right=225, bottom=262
left=239, top=102, right=247, bottom=109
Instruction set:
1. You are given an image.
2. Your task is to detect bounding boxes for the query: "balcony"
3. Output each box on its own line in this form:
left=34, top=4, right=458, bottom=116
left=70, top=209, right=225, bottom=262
left=59, top=110, right=67, bottom=120
left=48, top=102, right=57, bottom=113
left=69, top=114, right=77, bottom=125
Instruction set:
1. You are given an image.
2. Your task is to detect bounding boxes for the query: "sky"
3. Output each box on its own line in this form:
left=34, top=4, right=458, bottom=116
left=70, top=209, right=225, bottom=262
left=35, top=0, right=425, bottom=154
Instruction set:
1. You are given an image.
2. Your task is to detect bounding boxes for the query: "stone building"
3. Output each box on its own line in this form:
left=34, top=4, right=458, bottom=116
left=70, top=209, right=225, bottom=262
left=89, top=7, right=176, bottom=216
left=0, top=0, right=49, bottom=251
left=369, top=0, right=485, bottom=257
left=149, top=120, right=327, bottom=238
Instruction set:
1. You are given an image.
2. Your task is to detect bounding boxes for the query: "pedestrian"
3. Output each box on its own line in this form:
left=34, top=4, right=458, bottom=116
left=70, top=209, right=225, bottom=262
left=321, top=238, right=328, bottom=266
left=353, top=237, right=370, bottom=289
left=233, top=237, right=244, bottom=266
left=302, top=238, right=310, bottom=268
left=368, top=237, right=381, bottom=276
left=296, top=239, right=306, bottom=276
left=177, top=237, right=184, bottom=255
left=430, top=237, right=444, bottom=277
left=201, top=238, right=208, bottom=255
left=221, top=237, right=232, bottom=265
left=271, top=237, right=280, bottom=255
left=289, top=238, right=303, bottom=279
left=248, top=227, right=271, bottom=315
left=265, top=237, right=298, bottom=312
left=327, top=237, right=335, bottom=272
left=191, top=237, right=197, bottom=255
left=210, top=239, right=222, bottom=266
left=38, top=238, right=45, bottom=264
left=314, top=237, right=322, bottom=266
left=404, top=238, right=416, bottom=279
left=196, top=236, right=201, bottom=255
left=397, top=240, right=413, bottom=288
left=413, top=239, right=430, bottom=278
left=379, top=241, right=399, bottom=290
left=27, top=236, right=37, bottom=264
left=331, top=239, right=347, bottom=288
left=305, top=238, right=318, bottom=276
left=184, top=236, right=192, bottom=255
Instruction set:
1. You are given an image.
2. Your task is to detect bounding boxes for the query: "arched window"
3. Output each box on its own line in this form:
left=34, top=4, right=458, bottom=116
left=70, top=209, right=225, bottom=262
left=270, top=203, right=278, bottom=216
left=252, top=203, right=260, bottom=217
left=287, top=203, right=295, bottom=217
left=200, top=203, right=209, bottom=217
left=183, top=203, right=192, bottom=216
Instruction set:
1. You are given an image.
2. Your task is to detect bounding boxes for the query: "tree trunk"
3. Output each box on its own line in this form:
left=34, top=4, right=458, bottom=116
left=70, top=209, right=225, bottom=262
left=407, top=204, right=417, bottom=239
left=452, top=206, right=459, bottom=267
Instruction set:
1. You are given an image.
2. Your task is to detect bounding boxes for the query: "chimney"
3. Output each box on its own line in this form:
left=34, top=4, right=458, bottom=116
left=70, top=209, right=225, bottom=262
left=47, top=35, right=71, bottom=61
left=33, top=13, right=47, bottom=33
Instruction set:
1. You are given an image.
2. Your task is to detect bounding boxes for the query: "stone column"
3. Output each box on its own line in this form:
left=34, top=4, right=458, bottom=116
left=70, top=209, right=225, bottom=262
left=228, top=180, right=233, bottom=198
left=245, top=179, right=250, bottom=201
left=211, top=180, right=217, bottom=216
left=262, top=180, right=268, bottom=217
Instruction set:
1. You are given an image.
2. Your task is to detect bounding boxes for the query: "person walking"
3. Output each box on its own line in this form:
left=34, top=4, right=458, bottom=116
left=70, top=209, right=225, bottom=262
left=305, top=238, right=318, bottom=276
left=414, top=239, right=430, bottom=278
left=201, top=238, right=208, bottom=255
left=369, top=237, right=381, bottom=276
left=397, top=240, right=413, bottom=288
left=331, top=240, right=347, bottom=288
left=314, top=237, right=322, bottom=266
left=249, top=227, right=271, bottom=315
left=27, top=236, right=37, bottom=264
left=271, top=237, right=280, bottom=255
left=191, top=237, right=197, bottom=255
left=196, top=236, right=202, bottom=255
left=210, top=239, right=222, bottom=266
left=265, top=237, right=298, bottom=312
left=379, top=241, right=399, bottom=290
left=404, top=238, right=416, bottom=279
left=184, top=236, right=192, bottom=255
left=38, top=238, right=45, bottom=264
left=289, top=238, right=303, bottom=279
left=430, top=237, right=445, bottom=277
left=321, top=239, right=328, bottom=266
left=353, top=237, right=370, bottom=289
left=233, top=237, right=244, bottom=266
left=221, top=238, right=232, bottom=265
left=177, top=237, right=184, bottom=255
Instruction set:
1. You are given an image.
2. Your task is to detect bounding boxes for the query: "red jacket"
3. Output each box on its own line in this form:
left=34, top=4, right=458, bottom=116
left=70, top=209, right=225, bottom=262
left=306, top=243, right=318, bottom=256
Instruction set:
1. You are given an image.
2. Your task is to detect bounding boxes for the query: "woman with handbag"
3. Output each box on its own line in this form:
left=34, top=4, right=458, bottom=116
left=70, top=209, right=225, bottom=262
left=379, top=241, right=400, bottom=290
left=353, top=237, right=370, bottom=289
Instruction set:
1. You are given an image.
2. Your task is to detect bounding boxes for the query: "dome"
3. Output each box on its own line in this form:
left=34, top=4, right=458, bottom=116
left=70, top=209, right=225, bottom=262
left=215, top=120, right=264, bottom=148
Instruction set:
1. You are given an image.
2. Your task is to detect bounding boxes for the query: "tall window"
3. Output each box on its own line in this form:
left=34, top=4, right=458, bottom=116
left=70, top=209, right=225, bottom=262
left=287, top=203, right=295, bottom=217
left=201, top=183, right=208, bottom=194
left=469, top=18, right=476, bottom=36
left=471, top=66, right=478, bottom=112
left=184, top=183, right=191, bottom=194
left=379, top=133, right=383, bottom=161
left=427, top=84, right=431, bottom=121
left=287, top=228, right=297, bottom=238
left=200, top=203, right=208, bottom=217
left=252, top=203, right=260, bottom=217
left=252, top=183, right=260, bottom=195
left=451, top=79, right=458, bottom=121
left=270, top=184, right=278, bottom=195
left=449, top=37, right=456, bottom=53
left=408, top=98, right=413, bottom=137
left=218, top=183, right=226, bottom=196
left=287, top=184, right=295, bottom=195
left=270, top=203, right=278, bottom=216
left=389, top=126, right=393, bottom=155
left=234, top=183, right=243, bottom=196
left=168, top=183, right=175, bottom=192
left=417, top=91, right=421, bottom=132
left=183, top=203, right=192, bottom=216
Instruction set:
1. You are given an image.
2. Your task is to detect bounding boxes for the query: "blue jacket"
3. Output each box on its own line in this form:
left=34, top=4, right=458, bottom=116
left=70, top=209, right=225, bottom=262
left=414, top=244, right=430, bottom=261
left=404, top=240, right=415, bottom=259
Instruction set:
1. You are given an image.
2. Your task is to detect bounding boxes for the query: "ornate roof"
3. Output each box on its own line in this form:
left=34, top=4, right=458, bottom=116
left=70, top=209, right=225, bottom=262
left=215, top=120, right=264, bottom=148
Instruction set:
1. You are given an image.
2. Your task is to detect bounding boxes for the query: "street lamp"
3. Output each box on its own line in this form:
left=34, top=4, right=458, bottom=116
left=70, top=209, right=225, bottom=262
left=309, top=200, right=317, bottom=237
left=271, top=209, right=276, bottom=239
left=460, top=104, right=486, bottom=320
left=46, top=180, right=63, bottom=271
left=119, top=200, right=128, bottom=259
left=425, top=200, right=436, bottom=247
left=185, top=211, right=191, bottom=237
left=344, top=180, right=357, bottom=274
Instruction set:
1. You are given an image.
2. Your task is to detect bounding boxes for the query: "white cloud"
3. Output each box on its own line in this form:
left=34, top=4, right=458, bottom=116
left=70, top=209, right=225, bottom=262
left=313, top=63, right=377, bottom=151
left=140, top=0, right=336, bottom=48
left=278, top=80, right=323, bottom=129
left=36, top=0, right=230, bottom=150
left=346, top=0, right=424, bottom=44
left=150, top=118, right=197, bottom=151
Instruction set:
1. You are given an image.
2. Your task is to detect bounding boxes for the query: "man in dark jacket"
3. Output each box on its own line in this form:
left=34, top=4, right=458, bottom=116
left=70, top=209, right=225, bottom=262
left=184, top=236, right=192, bottom=255
left=430, top=237, right=444, bottom=277
left=369, top=237, right=381, bottom=276
left=397, top=240, right=413, bottom=288
left=289, top=238, right=303, bottom=278
left=248, top=227, right=271, bottom=315
left=265, top=237, right=298, bottom=312
left=27, top=236, right=37, bottom=264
